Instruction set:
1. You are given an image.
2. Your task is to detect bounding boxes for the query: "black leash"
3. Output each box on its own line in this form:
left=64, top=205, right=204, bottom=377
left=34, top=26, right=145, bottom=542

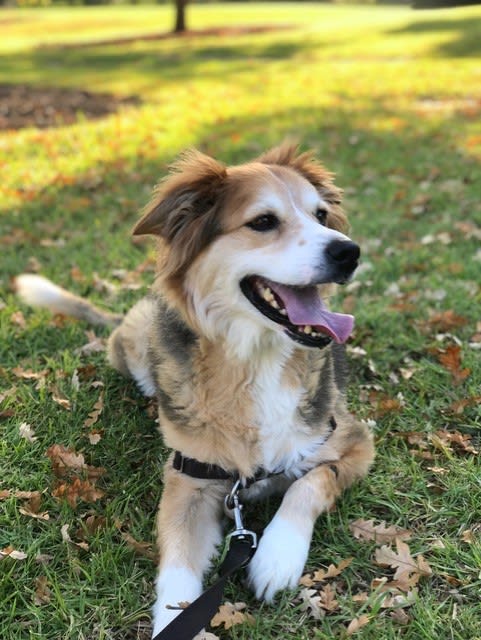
left=155, top=416, right=338, bottom=639
left=152, top=479, right=257, bottom=640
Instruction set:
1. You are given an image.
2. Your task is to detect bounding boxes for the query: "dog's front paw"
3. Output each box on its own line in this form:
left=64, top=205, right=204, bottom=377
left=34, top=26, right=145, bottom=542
left=152, top=566, right=202, bottom=637
left=247, top=515, right=310, bottom=602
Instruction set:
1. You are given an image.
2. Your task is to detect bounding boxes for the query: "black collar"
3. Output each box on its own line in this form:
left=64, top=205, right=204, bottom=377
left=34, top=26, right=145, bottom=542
left=172, top=415, right=337, bottom=485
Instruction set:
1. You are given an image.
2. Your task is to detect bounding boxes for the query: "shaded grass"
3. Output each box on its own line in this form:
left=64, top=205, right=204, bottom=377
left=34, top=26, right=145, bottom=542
left=1, top=3, right=481, bottom=639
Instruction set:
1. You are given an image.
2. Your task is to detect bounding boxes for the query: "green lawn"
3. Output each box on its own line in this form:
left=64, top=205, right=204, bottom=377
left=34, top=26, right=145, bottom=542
left=1, top=3, right=480, bottom=639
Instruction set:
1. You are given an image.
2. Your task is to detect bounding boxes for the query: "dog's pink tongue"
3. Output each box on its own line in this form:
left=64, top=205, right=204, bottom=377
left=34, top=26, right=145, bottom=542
left=267, top=281, right=354, bottom=344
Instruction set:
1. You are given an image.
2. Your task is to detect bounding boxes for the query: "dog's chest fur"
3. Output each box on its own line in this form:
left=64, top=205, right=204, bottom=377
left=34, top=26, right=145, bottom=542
left=152, top=300, right=342, bottom=477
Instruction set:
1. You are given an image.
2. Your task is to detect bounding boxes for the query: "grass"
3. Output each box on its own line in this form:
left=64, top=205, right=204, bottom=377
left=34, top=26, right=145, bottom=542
left=1, top=3, right=481, bottom=639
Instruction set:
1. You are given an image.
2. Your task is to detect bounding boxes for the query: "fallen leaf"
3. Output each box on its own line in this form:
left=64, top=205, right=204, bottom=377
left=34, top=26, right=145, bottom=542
left=210, top=602, right=254, bottom=630
left=50, top=387, right=72, bottom=411
left=298, top=588, right=325, bottom=620
left=76, top=515, right=106, bottom=540
left=11, top=367, right=48, bottom=381
left=19, top=493, right=49, bottom=521
left=460, top=530, right=476, bottom=544
left=427, top=310, right=469, bottom=332
left=84, top=391, right=104, bottom=428
left=300, top=557, right=353, bottom=586
left=19, top=422, right=37, bottom=443
left=390, top=608, right=411, bottom=625
left=60, top=523, right=89, bottom=551
left=434, top=430, right=478, bottom=455
left=437, top=345, right=470, bottom=384
left=34, top=576, right=51, bottom=605
left=318, top=583, right=339, bottom=612
left=75, top=330, right=106, bottom=355
left=88, top=431, right=102, bottom=445
left=0, top=490, right=41, bottom=501
left=46, top=444, right=105, bottom=480
left=374, top=539, right=432, bottom=591
left=121, top=532, right=157, bottom=562
left=349, top=519, right=411, bottom=544
left=10, top=310, right=26, bottom=328
left=53, top=478, right=104, bottom=509
left=0, top=546, right=28, bottom=561
left=346, top=614, right=370, bottom=635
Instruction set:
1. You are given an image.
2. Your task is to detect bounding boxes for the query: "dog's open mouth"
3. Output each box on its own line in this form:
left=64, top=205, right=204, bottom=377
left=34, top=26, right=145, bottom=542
left=240, top=276, right=354, bottom=348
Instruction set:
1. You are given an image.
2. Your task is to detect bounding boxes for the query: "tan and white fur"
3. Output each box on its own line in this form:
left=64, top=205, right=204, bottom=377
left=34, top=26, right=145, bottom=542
left=16, top=143, right=374, bottom=637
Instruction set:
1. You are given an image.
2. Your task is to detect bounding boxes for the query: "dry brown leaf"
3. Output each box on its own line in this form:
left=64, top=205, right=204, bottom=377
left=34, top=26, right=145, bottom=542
left=427, top=310, right=469, bottom=332
left=460, top=530, right=476, bottom=544
left=0, top=546, right=28, bottom=561
left=346, top=614, right=370, bottom=635
left=10, top=310, right=26, bottom=328
left=374, top=539, right=432, bottom=591
left=434, top=430, right=478, bottom=455
left=60, top=524, right=89, bottom=551
left=87, top=431, right=102, bottom=445
left=53, top=478, right=104, bottom=509
left=349, top=519, right=411, bottom=544
left=11, top=366, right=48, bottom=381
left=0, top=489, right=41, bottom=501
left=46, top=444, right=105, bottom=480
left=121, top=532, right=157, bottom=562
left=46, top=444, right=86, bottom=475
left=19, top=422, right=37, bottom=443
left=50, top=387, right=72, bottom=411
left=84, top=391, right=104, bottom=428
left=318, top=583, right=339, bottom=612
left=300, top=557, right=353, bottom=586
left=352, top=591, right=369, bottom=603
left=210, top=602, right=254, bottom=630
left=75, top=330, right=106, bottom=355
left=19, top=493, right=49, bottom=521
left=437, top=345, right=470, bottom=384
left=390, top=609, right=411, bottom=625
left=34, top=576, right=52, bottom=605
left=298, top=588, right=325, bottom=620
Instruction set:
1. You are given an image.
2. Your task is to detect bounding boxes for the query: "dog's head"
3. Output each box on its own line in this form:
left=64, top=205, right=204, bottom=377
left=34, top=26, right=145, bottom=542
left=133, top=143, right=359, bottom=357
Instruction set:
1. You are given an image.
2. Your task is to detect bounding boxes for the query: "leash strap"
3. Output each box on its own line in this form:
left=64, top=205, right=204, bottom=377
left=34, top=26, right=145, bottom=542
left=151, top=537, right=255, bottom=640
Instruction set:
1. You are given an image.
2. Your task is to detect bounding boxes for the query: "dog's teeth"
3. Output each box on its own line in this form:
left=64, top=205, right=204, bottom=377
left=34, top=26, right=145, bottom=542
left=262, top=287, right=274, bottom=302
left=303, top=325, right=312, bottom=335
left=271, top=300, right=280, bottom=309
left=280, top=309, right=287, bottom=316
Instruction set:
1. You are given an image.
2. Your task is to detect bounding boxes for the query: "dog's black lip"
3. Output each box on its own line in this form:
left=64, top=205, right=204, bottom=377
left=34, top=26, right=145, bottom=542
left=239, top=276, right=332, bottom=349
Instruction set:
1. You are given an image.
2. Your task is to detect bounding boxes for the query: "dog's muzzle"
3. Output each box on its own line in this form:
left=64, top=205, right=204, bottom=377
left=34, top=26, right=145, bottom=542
left=325, top=239, right=360, bottom=284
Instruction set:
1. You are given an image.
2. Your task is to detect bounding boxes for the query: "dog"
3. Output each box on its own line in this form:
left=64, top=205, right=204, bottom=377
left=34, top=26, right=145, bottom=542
left=16, top=142, right=374, bottom=637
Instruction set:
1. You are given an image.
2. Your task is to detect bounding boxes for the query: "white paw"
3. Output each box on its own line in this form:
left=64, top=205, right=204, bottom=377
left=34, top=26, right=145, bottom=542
left=152, top=566, right=202, bottom=637
left=247, top=516, right=310, bottom=602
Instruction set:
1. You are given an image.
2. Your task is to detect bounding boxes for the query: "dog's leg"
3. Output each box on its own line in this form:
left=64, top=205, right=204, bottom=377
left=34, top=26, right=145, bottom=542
left=107, top=297, right=157, bottom=396
left=152, top=467, right=225, bottom=636
left=248, top=421, right=374, bottom=601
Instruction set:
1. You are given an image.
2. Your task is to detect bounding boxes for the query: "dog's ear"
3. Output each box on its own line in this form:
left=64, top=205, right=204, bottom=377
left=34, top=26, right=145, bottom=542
left=133, top=149, right=227, bottom=239
left=133, top=150, right=227, bottom=282
left=258, top=141, right=348, bottom=233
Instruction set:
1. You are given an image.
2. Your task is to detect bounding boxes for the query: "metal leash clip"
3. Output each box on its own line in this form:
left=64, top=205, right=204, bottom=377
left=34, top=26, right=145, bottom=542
left=222, top=478, right=257, bottom=564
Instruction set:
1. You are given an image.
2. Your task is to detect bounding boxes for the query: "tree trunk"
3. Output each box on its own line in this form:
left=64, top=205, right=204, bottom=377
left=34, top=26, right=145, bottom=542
left=174, top=0, right=188, bottom=34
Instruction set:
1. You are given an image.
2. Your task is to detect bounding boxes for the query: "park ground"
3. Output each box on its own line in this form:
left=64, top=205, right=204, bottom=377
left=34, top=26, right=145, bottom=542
left=0, top=3, right=480, bottom=639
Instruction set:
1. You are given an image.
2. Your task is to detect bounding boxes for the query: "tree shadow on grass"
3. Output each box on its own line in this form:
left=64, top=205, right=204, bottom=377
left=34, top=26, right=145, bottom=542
left=0, top=34, right=318, bottom=97
left=387, top=15, right=481, bottom=57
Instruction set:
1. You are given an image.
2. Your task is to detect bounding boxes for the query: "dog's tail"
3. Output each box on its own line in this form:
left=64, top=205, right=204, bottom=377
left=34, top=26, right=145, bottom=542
left=14, top=274, right=123, bottom=328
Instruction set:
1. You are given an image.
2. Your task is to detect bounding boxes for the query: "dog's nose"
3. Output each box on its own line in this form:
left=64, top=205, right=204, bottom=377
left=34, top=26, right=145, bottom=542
left=326, top=239, right=360, bottom=276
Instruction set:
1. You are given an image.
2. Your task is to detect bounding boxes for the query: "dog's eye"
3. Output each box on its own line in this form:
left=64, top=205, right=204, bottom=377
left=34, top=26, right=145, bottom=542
left=246, top=213, right=280, bottom=232
left=315, top=207, right=329, bottom=225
